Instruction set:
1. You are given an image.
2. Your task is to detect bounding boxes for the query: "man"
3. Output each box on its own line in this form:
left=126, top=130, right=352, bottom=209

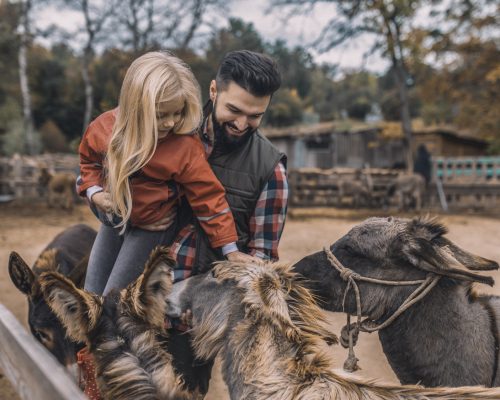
left=167, top=50, right=288, bottom=396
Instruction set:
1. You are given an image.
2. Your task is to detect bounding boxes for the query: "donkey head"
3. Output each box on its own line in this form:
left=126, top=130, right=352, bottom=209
left=9, top=249, right=85, bottom=369
left=167, top=261, right=337, bottom=362
left=293, top=216, right=498, bottom=320
left=40, top=247, right=188, bottom=400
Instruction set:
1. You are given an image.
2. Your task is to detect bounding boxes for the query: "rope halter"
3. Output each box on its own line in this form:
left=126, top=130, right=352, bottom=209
left=323, top=247, right=441, bottom=372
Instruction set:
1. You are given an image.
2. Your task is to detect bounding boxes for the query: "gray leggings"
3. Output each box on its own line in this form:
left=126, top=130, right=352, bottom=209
left=84, top=224, right=176, bottom=295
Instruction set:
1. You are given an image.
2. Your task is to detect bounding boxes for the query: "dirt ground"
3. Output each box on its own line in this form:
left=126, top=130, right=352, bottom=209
left=1, top=202, right=499, bottom=399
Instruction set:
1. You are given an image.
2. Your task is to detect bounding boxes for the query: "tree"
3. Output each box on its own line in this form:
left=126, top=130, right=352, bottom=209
left=111, top=0, right=231, bottom=53
left=60, top=0, right=115, bottom=132
left=92, top=48, right=135, bottom=112
left=200, top=18, right=266, bottom=99
left=417, top=0, right=500, bottom=150
left=17, top=0, right=36, bottom=154
left=272, top=0, right=426, bottom=170
left=268, top=40, right=314, bottom=98
left=114, top=0, right=156, bottom=53
left=306, top=65, right=338, bottom=121
left=0, top=1, right=22, bottom=136
left=205, top=18, right=265, bottom=66
left=335, top=71, right=378, bottom=120
left=264, top=88, right=303, bottom=126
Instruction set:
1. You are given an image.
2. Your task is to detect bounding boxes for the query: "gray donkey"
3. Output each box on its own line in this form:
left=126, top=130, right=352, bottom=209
left=167, top=260, right=500, bottom=399
left=292, top=216, right=500, bottom=387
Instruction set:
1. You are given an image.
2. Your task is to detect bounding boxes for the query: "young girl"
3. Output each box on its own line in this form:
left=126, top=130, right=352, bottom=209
left=78, top=51, right=246, bottom=295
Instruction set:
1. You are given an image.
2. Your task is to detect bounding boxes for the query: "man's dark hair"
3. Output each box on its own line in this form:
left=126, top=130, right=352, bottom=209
left=216, top=50, right=281, bottom=97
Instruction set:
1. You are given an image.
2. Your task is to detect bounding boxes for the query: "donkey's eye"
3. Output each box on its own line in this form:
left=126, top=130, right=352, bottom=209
left=67, top=304, right=78, bottom=314
left=209, top=270, right=216, bottom=279
left=34, top=329, right=50, bottom=343
left=344, top=245, right=356, bottom=254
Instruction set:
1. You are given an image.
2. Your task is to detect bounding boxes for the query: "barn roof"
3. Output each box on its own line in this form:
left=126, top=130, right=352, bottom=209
left=261, top=120, right=488, bottom=145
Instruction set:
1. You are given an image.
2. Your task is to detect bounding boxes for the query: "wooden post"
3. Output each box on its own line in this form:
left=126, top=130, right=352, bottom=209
left=0, top=304, right=86, bottom=400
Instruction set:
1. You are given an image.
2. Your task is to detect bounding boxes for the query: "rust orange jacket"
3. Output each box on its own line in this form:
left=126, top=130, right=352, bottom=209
left=77, top=109, right=237, bottom=248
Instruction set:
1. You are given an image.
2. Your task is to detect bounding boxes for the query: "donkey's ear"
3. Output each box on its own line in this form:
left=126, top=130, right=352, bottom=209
left=407, top=238, right=494, bottom=286
left=40, top=271, right=101, bottom=343
left=131, top=246, right=174, bottom=328
left=66, top=254, right=90, bottom=287
left=434, top=237, right=499, bottom=272
left=9, top=252, right=35, bottom=296
left=247, top=271, right=301, bottom=343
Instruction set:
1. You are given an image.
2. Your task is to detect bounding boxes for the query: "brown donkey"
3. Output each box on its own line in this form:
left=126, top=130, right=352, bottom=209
left=39, top=247, right=191, bottom=400
left=9, top=224, right=96, bottom=371
left=166, top=260, right=500, bottom=400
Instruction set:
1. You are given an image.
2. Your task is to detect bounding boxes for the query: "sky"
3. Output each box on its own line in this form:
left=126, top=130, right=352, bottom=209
left=230, top=0, right=389, bottom=72
left=36, top=0, right=390, bottom=73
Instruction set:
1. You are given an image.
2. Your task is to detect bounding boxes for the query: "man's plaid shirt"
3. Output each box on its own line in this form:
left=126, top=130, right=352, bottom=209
left=169, top=126, right=288, bottom=283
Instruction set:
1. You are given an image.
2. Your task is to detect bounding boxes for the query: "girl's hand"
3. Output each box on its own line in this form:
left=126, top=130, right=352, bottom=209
left=137, top=209, right=176, bottom=231
left=225, top=251, right=264, bottom=264
left=91, top=191, right=113, bottom=212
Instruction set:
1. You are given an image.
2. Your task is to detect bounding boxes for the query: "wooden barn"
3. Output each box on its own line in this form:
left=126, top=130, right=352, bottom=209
left=261, top=121, right=489, bottom=169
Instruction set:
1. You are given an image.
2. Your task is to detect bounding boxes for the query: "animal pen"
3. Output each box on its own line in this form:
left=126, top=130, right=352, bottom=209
left=288, top=157, right=500, bottom=211
left=0, top=154, right=79, bottom=201
left=0, top=304, right=85, bottom=400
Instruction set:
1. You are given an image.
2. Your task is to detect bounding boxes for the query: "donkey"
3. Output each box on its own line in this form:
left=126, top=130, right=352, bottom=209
left=8, top=223, right=96, bottom=370
left=387, top=173, right=425, bottom=211
left=39, top=168, right=77, bottom=210
left=292, top=216, right=500, bottom=387
left=166, top=260, right=500, bottom=399
left=39, top=247, right=191, bottom=400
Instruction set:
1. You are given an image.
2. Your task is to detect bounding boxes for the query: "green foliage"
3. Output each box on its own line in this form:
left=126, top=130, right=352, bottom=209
left=1, top=118, right=42, bottom=156
left=0, top=98, right=22, bottom=139
left=93, top=49, right=135, bottom=112
left=39, top=119, right=69, bottom=153
left=378, top=68, right=421, bottom=121
left=0, top=1, right=21, bottom=117
left=307, top=67, right=337, bottom=121
left=268, top=40, right=314, bottom=98
left=265, top=88, right=303, bottom=127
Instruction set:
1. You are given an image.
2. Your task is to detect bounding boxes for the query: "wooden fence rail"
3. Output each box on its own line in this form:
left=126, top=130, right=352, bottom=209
left=0, top=304, right=85, bottom=400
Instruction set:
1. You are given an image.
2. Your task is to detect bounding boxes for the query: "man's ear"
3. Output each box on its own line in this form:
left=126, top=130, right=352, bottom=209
left=209, top=80, right=217, bottom=102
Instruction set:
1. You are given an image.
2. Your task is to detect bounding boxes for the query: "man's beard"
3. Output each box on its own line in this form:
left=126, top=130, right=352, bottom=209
left=211, top=102, right=256, bottom=154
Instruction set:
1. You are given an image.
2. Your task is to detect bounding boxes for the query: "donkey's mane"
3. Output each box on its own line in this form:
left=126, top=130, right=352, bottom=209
left=33, top=248, right=59, bottom=275
left=410, top=216, right=448, bottom=238
left=214, top=261, right=338, bottom=349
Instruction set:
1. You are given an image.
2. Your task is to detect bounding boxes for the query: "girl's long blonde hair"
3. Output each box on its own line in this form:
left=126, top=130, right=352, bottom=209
left=106, top=51, right=202, bottom=231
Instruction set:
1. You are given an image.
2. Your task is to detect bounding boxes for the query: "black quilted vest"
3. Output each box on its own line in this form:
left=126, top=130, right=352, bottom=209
left=191, top=116, right=286, bottom=273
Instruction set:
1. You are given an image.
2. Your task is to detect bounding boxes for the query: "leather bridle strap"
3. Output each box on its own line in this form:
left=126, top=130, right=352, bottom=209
left=323, top=247, right=441, bottom=372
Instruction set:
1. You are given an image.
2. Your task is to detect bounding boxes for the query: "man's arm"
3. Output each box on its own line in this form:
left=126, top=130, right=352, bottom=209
left=247, top=161, right=288, bottom=261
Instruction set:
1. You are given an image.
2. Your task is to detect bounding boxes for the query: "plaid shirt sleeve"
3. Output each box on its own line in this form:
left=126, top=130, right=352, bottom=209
left=247, top=161, right=288, bottom=261
left=170, top=161, right=288, bottom=276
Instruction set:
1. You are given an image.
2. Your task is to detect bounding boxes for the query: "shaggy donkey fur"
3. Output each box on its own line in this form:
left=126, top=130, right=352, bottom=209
left=167, top=260, right=500, bottom=399
left=39, top=247, right=190, bottom=400
left=8, top=224, right=96, bottom=369
left=292, top=216, right=500, bottom=387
